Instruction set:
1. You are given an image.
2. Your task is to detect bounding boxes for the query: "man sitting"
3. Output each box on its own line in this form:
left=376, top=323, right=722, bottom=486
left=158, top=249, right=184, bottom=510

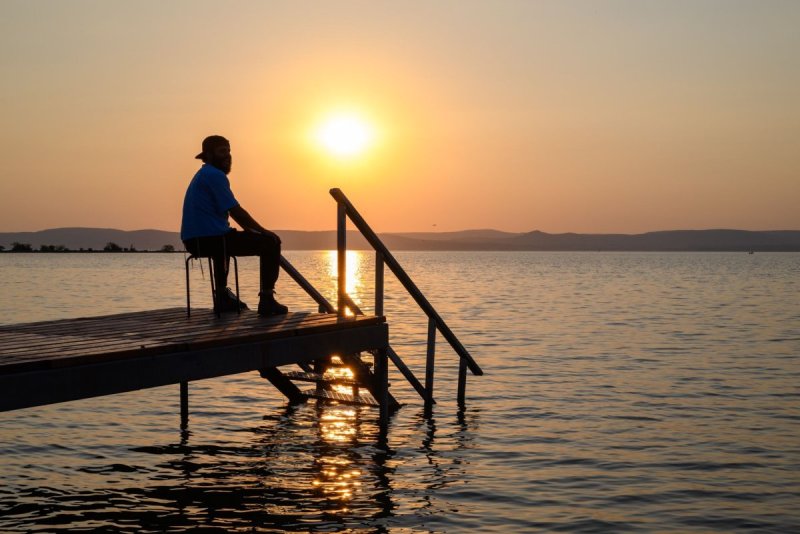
left=181, top=135, right=288, bottom=316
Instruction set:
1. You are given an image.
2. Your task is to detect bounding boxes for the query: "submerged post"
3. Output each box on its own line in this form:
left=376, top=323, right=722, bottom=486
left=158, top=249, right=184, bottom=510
left=180, top=381, right=188, bottom=428
left=375, top=347, right=389, bottom=435
left=457, top=358, right=467, bottom=409
left=424, top=317, right=436, bottom=415
left=337, top=201, right=347, bottom=317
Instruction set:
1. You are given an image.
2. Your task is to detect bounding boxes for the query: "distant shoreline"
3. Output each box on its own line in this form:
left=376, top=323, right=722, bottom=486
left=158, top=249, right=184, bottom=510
left=2, top=227, right=799, bottom=252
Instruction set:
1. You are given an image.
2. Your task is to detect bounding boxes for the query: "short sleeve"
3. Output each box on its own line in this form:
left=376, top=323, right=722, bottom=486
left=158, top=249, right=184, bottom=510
left=205, top=172, right=239, bottom=213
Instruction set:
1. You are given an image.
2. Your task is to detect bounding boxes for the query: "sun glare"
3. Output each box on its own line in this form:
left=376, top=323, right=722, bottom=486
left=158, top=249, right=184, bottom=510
left=315, top=112, right=375, bottom=159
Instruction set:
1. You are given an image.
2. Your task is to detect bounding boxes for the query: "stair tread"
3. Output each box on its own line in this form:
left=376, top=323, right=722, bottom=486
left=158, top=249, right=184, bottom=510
left=283, top=370, right=363, bottom=386
left=328, top=359, right=373, bottom=368
left=301, top=388, right=379, bottom=407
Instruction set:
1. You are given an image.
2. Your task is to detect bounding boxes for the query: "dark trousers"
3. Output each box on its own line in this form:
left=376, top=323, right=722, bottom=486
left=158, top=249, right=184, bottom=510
left=184, top=230, right=281, bottom=300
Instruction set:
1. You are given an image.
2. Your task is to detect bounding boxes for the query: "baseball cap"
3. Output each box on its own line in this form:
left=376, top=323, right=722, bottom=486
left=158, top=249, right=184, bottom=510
left=195, top=135, right=230, bottom=159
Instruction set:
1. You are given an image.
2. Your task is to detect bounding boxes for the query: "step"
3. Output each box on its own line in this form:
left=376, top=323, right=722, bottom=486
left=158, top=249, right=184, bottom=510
left=325, top=357, right=373, bottom=369
left=283, top=371, right=362, bottom=387
left=301, top=388, right=379, bottom=407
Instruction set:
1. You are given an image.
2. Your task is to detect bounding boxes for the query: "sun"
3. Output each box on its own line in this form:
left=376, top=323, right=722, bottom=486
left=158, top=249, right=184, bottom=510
left=314, top=112, right=375, bottom=159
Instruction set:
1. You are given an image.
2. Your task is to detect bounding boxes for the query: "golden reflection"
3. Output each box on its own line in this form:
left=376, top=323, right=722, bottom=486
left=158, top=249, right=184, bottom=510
left=309, top=361, right=367, bottom=509
left=325, top=361, right=358, bottom=396
left=311, top=454, right=362, bottom=504
left=326, top=250, right=364, bottom=316
left=311, top=403, right=362, bottom=506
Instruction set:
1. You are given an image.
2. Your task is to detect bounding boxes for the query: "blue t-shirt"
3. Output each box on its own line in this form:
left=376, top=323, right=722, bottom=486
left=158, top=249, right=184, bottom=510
left=180, top=164, right=239, bottom=241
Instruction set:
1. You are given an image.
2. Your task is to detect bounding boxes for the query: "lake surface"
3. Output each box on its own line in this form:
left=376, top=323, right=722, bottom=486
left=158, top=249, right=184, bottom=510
left=1, top=251, right=799, bottom=533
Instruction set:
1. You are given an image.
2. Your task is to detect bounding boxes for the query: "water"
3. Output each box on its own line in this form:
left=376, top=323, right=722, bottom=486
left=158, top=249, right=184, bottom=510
left=1, top=251, right=799, bottom=532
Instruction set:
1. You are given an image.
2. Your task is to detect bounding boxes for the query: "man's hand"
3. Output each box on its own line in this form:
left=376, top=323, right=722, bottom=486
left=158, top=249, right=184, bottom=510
left=229, top=206, right=281, bottom=245
left=259, top=229, right=281, bottom=245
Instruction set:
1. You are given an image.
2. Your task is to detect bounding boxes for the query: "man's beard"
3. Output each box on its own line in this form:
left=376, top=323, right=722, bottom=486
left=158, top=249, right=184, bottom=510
left=210, top=155, right=232, bottom=175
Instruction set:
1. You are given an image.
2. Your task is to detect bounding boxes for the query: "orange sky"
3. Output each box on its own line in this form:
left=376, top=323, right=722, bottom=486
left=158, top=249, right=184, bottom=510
left=1, top=1, right=798, bottom=233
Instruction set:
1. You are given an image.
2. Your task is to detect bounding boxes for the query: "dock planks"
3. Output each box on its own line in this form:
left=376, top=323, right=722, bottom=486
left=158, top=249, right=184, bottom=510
left=0, top=308, right=389, bottom=413
left=0, top=308, right=381, bottom=373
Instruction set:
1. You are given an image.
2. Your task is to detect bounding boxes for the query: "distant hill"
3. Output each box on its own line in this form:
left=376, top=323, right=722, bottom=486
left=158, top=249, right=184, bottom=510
left=501, top=230, right=800, bottom=251
left=1, top=227, right=799, bottom=252
left=386, top=229, right=520, bottom=242
left=0, top=228, right=184, bottom=251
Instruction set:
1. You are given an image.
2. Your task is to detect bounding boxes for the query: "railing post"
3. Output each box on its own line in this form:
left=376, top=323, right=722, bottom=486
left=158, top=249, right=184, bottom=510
left=337, top=200, right=347, bottom=317
left=457, top=358, right=467, bottom=409
left=375, top=252, right=384, bottom=316
left=375, top=347, right=389, bottom=436
left=424, top=317, right=436, bottom=415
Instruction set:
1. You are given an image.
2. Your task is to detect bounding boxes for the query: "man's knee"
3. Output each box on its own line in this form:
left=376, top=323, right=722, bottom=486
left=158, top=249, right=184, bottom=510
left=259, top=235, right=280, bottom=256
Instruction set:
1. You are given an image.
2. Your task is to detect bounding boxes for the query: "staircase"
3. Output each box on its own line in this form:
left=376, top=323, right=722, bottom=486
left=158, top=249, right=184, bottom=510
left=260, top=354, right=399, bottom=410
left=260, top=189, right=483, bottom=412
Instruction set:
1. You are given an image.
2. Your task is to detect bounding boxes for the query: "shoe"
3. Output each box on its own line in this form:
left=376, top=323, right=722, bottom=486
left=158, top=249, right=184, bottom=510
left=258, top=291, right=288, bottom=316
left=216, top=287, right=248, bottom=312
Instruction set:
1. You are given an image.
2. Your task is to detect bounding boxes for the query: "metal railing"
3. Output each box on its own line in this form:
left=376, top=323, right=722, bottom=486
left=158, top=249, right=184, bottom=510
left=330, top=188, right=483, bottom=409
left=276, top=189, right=483, bottom=409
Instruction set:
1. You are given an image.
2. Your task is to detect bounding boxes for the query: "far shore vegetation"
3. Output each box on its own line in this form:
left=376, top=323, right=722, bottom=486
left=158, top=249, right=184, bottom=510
left=1, top=242, right=181, bottom=253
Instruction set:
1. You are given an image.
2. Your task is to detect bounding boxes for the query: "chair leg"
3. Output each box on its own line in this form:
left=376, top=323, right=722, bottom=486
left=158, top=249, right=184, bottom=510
left=232, top=256, right=240, bottom=315
left=208, top=258, right=220, bottom=318
left=186, top=252, right=241, bottom=319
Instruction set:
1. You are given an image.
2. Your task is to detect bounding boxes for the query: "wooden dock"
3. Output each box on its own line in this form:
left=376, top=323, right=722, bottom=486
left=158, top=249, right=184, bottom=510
left=0, top=189, right=484, bottom=437
left=0, top=308, right=391, bottom=427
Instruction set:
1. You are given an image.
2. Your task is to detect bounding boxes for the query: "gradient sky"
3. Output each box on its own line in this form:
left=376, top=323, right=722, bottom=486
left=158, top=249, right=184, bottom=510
left=1, top=0, right=798, bottom=233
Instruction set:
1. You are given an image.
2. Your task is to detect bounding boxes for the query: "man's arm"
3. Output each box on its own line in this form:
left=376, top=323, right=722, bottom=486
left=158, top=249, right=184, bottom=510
left=229, top=205, right=281, bottom=244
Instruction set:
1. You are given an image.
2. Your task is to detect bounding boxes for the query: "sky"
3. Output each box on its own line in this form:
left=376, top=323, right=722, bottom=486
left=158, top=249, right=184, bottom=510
left=1, top=0, right=798, bottom=234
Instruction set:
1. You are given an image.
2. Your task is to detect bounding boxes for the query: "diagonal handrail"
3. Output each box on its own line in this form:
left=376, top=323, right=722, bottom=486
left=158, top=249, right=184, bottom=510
left=279, top=256, right=335, bottom=314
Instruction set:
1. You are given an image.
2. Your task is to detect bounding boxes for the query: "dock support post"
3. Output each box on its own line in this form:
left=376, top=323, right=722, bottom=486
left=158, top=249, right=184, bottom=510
left=180, top=381, right=189, bottom=428
left=375, top=347, right=389, bottom=436
left=457, top=358, right=467, bottom=409
left=424, top=317, right=436, bottom=416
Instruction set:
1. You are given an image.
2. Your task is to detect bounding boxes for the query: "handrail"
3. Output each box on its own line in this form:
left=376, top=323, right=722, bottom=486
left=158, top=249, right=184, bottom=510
left=279, top=256, right=335, bottom=314
left=330, top=188, right=483, bottom=377
left=280, top=255, right=430, bottom=403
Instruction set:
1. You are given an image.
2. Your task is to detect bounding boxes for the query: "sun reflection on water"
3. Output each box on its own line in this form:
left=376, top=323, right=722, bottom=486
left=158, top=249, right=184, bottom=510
left=326, top=249, right=365, bottom=316
left=310, top=359, right=366, bottom=508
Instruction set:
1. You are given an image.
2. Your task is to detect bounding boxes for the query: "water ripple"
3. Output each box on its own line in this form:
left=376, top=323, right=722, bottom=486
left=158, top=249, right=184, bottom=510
left=1, top=252, right=799, bottom=532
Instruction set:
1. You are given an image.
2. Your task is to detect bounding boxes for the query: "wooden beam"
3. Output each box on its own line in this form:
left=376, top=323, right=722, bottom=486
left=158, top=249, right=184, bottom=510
left=259, top=367, right=305, bottom=403
left=0, top=324, right=388, bottom=412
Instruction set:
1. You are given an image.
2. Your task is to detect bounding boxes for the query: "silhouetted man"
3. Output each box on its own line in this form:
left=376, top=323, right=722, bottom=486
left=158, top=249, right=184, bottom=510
left=181, top=135, right=288, bottom=315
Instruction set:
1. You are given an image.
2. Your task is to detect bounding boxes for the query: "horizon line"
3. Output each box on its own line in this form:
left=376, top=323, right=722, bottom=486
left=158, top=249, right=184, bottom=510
left=1, top=226, right=800, bottom=236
